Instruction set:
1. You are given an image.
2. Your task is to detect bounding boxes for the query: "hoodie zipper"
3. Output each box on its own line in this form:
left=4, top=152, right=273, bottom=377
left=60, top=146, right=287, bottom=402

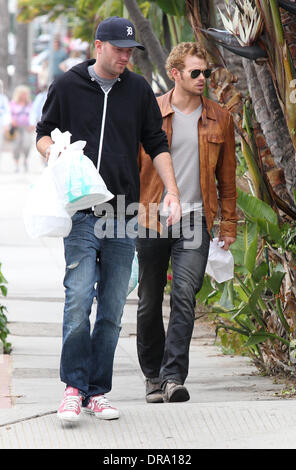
left=97, top=87, right=111, bottom=171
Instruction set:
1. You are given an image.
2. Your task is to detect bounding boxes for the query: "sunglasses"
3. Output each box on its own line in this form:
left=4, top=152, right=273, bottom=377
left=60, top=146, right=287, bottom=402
left=190, top=69, right=212, bottom=79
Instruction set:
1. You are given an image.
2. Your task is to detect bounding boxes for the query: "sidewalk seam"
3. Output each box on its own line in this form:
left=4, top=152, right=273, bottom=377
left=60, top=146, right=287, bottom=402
left=0, top=410, right=57, bottom=428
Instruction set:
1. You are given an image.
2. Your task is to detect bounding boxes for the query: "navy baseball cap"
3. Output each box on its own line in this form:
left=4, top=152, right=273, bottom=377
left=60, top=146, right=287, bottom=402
left=95, top=16, right=145, bottom=50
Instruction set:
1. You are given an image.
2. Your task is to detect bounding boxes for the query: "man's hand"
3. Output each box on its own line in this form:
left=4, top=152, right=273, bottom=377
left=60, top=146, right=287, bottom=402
left=152, top=152, right=181, bottom=226
left=162, top=192, right=182, bottom=226
left=219, top=236, right=236, bottom=251
left=36, top=135, right=54, bottom=162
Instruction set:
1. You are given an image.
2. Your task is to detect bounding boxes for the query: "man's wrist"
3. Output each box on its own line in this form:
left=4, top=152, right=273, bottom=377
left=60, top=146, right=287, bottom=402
left=166, top=191, right=180, bottom=200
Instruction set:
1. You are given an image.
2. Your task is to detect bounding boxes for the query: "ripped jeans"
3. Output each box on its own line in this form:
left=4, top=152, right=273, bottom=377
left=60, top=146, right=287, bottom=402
left=60, top=212, right=136, bottom=402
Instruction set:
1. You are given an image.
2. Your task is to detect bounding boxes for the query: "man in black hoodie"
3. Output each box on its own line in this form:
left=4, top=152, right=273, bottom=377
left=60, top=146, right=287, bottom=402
left=37, top=17, right=181, bottom=423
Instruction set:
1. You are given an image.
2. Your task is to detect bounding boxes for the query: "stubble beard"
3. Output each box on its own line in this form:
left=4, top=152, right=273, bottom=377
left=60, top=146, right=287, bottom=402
left=180, top=78, right=204, bottom=98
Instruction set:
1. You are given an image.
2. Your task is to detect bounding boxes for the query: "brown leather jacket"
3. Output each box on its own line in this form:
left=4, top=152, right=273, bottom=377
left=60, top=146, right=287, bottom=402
left=138, top=89, right=237, bottom=238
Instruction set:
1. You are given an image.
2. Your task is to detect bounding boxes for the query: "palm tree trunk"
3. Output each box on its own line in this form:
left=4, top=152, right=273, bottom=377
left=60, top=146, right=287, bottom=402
left=123, top=0, right=173, bottom=90
left=132, top=46, right=153, bottom=85
left=12, top=20, right=30, bottom=88
left=280, top=7, right=296, bottom=69
left=162, top=13, right=171, bottom=55
left=243, top=58, right=296, bottom=203
left=186, top=0, right=296, bottom=217
left=256, top=0, right=296, bottom=154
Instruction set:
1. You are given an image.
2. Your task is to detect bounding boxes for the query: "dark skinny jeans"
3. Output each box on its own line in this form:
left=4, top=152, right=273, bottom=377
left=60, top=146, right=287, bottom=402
left=136, top=214, right=210, bottom=386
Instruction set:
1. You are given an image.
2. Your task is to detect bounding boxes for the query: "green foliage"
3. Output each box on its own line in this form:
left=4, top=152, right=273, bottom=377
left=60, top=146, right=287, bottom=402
left=149, top=0, right=185, bottom=17
left=18, top=0, right=194, bottom=49
left=235, top=143, right=248, bottom=177
left=0, top=264, right=11, bottom=354
left=18, top=0, right=101, bottom=42
left=197, top=190, right=295, bottom=374
left=18, top=0, right=76, bottom=22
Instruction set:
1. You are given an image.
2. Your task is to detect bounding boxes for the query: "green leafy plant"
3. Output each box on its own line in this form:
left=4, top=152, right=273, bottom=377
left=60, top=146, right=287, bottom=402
left=0, top=264, right=11, bottom=354
left=197, top=190, right=296, bottom=377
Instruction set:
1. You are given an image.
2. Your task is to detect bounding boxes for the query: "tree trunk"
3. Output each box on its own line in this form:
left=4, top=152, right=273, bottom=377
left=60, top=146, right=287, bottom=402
left=12, top=20, right=30, bottom=88
left=186, top=0, right=296, bottom=216
left=280, top=7, right=296, bottom=69
left=132, top=46, right=153, bottom=85
left=0, top=0, right=10, bottom=94
left=123, top=0, right=174, bottom=90
left=162, top=13, right=171, bottom=55
left=243, top=58, right=296, bottom=203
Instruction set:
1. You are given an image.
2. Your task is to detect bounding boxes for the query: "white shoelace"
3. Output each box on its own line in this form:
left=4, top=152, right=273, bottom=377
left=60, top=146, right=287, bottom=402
left=63, top=395, right=81, bottom=411
left=92, top=395, right=112, bottom=408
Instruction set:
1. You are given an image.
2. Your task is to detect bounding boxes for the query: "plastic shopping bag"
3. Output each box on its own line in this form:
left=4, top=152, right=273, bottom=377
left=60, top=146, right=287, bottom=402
left=49, top=128, right=113, bottom=212
left=205, top=238, right=234, bottom=283
left=127, top=252, right=139, bottom=295
left=23, top=167, right=72, bottom=239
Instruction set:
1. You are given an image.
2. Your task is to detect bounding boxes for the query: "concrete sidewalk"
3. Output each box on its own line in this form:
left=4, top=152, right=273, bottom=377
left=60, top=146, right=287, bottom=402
left=1, top=147, right=296, bottom=450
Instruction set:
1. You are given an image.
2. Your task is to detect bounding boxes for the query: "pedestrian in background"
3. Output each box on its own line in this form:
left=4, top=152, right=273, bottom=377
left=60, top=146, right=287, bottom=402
left=37, top=59, right=49, bottom=90
left=10, top=85, right=33, bottom=173
left=58, top=39, right=88, bottom=73
left=29, top=86, right=48, bottom=168
left=0, top=80, right=11, bottom=157
left=51, top=36, right=68, bottom=80
left=58, top=49, right=84, bottom=72
left=29, top=86, right=47, bottom=128
left=137, top=42, right=237, bottom=404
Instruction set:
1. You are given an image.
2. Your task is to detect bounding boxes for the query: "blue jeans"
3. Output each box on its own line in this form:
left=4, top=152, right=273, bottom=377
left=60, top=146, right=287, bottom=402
left=60, top=212, right=136, bottom=402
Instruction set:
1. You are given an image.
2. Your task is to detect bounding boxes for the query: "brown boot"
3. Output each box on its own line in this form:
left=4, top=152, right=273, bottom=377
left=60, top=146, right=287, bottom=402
left=145, top=378, right=163, bottom=403
left=163, top=382, right=190, bottom=403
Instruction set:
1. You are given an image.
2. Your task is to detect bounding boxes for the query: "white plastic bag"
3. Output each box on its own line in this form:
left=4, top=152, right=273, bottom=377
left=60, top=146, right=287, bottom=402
left=49, top=128, right=113, bottom=212
left=127, top=252, right=139, bottom=295
left=205, top=238, right=234, bottom=283
left=23, top=167, right=72, bottom=239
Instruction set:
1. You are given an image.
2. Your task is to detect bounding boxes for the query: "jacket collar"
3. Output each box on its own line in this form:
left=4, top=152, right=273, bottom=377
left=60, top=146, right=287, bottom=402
left=158, top=88, right=217, bottom=125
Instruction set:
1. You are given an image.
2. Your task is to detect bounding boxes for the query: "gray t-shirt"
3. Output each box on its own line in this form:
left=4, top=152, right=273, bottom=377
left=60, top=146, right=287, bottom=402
left=162, top=103, right=203, bottom=216
left=88, top=65, right=118, bottom=92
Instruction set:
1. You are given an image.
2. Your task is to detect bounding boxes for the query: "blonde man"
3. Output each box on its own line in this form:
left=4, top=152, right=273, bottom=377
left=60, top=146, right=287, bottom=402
left=137, top=42, right=237, bottom=403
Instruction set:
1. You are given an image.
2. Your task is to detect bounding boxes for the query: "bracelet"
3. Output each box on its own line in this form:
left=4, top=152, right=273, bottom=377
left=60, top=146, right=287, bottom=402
left=167, top=191, right=180, bottom=199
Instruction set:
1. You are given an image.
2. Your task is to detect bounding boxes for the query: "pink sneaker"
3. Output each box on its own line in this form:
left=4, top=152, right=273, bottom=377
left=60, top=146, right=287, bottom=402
left=83, top=394, right=120, bottom=420
left=57, top=386, right=82, bottom=422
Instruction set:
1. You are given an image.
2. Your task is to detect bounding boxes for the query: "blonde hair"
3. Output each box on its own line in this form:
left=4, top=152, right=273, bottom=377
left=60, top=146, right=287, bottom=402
left=12, top=85, right=31, bottom=103
left=166, top=42, right=208, bottom=80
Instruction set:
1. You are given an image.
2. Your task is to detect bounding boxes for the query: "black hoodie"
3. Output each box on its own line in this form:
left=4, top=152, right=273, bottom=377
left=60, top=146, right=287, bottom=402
left=36, top=59, right=169, bottom=210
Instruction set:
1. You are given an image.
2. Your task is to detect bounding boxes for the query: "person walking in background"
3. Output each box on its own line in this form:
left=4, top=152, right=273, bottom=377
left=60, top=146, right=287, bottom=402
left=50, top=36, right=68, bottom=80
left=37, top=59, right=49, bottom=91
left=0, top=80, right=11, bottom=157
left=10, top=85, right=33, bottom=173
left=137, top=42, right=237, bottom=404
left=58, top=49, right=84, bottom=72
left=36, top=16, right=181, bottom=424
left=29, top=86, right=48, bottom=167
left=58, top=39, right=88, bottom=73
left=29, top=86, right=47, bottom=128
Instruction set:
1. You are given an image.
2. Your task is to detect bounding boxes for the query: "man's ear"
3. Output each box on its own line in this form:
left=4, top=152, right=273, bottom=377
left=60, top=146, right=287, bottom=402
left=171, top=68, right=180, bottom=82
left=95, top=40, right=103, bottom=54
